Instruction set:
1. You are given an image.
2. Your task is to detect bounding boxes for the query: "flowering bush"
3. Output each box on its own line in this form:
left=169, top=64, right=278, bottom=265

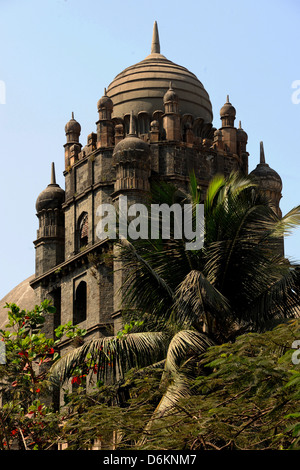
left=0, top=301, right=86, bottom=450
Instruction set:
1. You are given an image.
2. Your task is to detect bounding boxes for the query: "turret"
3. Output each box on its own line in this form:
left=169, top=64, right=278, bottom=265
left=249, top=141, right=282, bottom=218
left=112, top=111, right=151, bottom=198
left=162, top=82, right=181, bottom=141
left=237, top=121, right=249, bottom=174
left=64, top=112, right=82, bottom=170
left=111, top=112, right=151, bottom=330
left=96, top=88, right=114, bottom=148
left=219, top=95, right=237, bottom=154
left=34, top=163, right=65, bottom=276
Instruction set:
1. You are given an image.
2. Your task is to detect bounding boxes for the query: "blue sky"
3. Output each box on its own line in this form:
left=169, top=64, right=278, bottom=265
left=0, top=0, right=299, bottom=300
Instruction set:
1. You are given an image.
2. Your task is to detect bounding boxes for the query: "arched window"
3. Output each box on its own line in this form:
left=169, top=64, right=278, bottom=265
left=124, top=114, right=130, bottom=135
left=73, top=281, right=87, bottom=324
left=138, top=112, right=149, bottom=135
left=78, top=212, right=88, bottom=249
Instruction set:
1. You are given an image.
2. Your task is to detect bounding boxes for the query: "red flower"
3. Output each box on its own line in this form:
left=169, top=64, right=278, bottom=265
left=48, top=348, right=54, bottom=355
left=11, top=429, right=18, bottom=436
left=18, top=351, right=28, bottom=357
left=71, top=376, right=81, bottom=385
left=35, top=388, right=41, bottom=393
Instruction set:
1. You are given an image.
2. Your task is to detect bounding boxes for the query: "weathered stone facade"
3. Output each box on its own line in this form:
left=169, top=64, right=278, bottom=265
left=29, top=22, right=283, bottom=363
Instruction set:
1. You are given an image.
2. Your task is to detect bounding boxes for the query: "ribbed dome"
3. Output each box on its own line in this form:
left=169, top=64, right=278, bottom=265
left=97, top=88, right=113, bottom=112
left=106, top=22, right=213, bottom=123
left=113, top=112, right=150, bottom=164
left=163, top=82, right=178, bottom=103
left=250, top=164, right=282, bottom=192
left=36, top=163, right=65, bottom=212
left=249, top=142, right=282, bottom=193
left=36, top=185, right=65, bottom=213
left=220, top=95, right=236, bottom=118
left=65, top=112, right=81, bottom=135
left=237, top=121, right=248, bottom=142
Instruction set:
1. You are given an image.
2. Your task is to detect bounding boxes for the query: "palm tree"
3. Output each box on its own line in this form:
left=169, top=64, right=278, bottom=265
left=49, top=172, right=300, bottom=436
left=119, top=172, right=300, bottom=341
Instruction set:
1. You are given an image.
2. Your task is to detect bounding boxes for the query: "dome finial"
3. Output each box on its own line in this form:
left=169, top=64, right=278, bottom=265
left=50, top=162, right=57, bottom=185
left=151, top=21, right=160, bottom=54
left=260, top=141, right=266, bottom=164
left=71, top=111, right=74, bottom=120
left=226, top=94, right=230, bottom=103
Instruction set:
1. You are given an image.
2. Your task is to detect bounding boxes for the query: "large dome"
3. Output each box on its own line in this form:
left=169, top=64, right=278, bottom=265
left=106, top=22, right=213, bottom=123
left=0, top=275, right=37, bottom=329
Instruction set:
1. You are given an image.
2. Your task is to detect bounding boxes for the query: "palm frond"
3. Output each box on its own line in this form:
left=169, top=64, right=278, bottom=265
left=49, top=331, right=168, bottom=386
left=173, top=270, right=230, bottom=327
left=164, top=329, right=214, bottom=374
left=270, top=205, right=300, bottom=238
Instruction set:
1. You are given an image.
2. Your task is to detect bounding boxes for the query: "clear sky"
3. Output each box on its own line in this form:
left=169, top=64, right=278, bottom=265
left=0, top=0, right=299, bottom=300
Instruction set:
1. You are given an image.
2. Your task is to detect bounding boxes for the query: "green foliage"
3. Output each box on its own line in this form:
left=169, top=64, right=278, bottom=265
left=128, top=320, right=300, bottom=450
left=0, top=301, right=88, bottom=450
left=48, top=172, right=300, bottom=450
left=54, top=321, right=87, bottom=340
left=2, top=173, right=300, bottom=450
left=116, top=320, right=144, bottom=339
left=119, top=172, right=300, bottom=341
left=49, top=320, right=300, bottom=450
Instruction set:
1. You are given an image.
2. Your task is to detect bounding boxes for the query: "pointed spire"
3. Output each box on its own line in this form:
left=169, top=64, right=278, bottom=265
left=260, top=141, right=266, bottom=164
left=239, top=120, right=242, bottom=129
left=50, top=162, right=57, bottom=185
left=151, top=21, right=160, bottom=54
left=71, top=111, right=74, bottom=120
left=226, top=95, right=230, bottom=103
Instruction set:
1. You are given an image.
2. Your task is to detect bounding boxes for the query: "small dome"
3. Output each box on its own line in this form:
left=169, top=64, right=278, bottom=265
left=36, top=163, right=65, bottom=212
left=36, top=185, right=65, bottom=213
left=0, top=275, right=37, bottom=330
left=249, top=142, right=282, bottom=193
left=250, top=164, right=282, bottom=192
left=113, top=135, right=150, bottom=160
left=150, top=119, right=159, bottom=128
left=163, top=82, right=178, bottom=103
left=237, top=121, right=248, bottom=142
left=220, top=95, right=236, bottom=118
left=113, top=113, right=150, bottom=164
left=65, top=112, right=81, bottom=135
left=97, top=88, right=113, bottom=111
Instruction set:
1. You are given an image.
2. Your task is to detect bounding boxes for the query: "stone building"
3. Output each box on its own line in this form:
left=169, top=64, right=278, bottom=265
left=0, top=22, right=283, bottom=351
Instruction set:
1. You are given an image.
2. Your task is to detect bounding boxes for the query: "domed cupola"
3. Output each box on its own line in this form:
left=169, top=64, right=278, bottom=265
left=112, top=112, right=151, bottom=195
left=220, top=95, right=236, bottom=127
left=65, top=112, right=81, bottom=143
left=250, top=141, right=282, bottom=192
left=36, top=163, right=65, bottom=213
left=163, top=82, right=179, bottom=112
left=34, top=163, right=65, bottom=277
left=106, top=22, right=213, bottom=123
left=237, top=120, right=248, bottom=155
left=250, top=141, right=282, bottom=217
left=96, top=88, right=114, bottom=147
left=97, top=88, right=113, bottom=119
